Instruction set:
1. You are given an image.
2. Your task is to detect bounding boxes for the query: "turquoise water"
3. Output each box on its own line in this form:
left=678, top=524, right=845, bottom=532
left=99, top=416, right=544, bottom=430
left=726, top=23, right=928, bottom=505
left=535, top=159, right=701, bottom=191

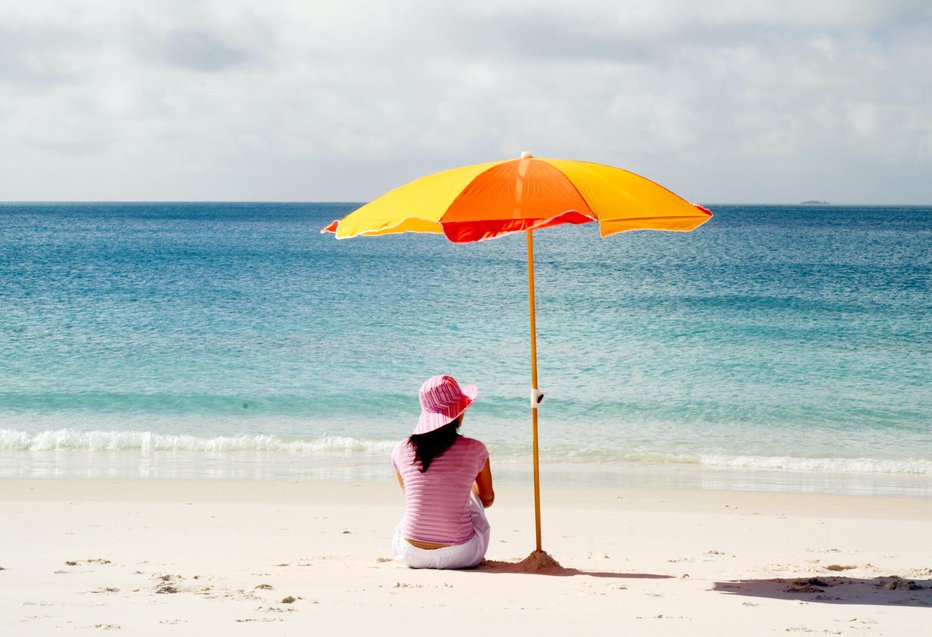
left=1, top=203, right=930, bottom=494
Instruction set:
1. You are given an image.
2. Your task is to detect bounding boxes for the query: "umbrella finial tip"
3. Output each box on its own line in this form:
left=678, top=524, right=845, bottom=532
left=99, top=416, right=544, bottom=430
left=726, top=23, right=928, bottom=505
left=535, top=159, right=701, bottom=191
left=520, top=151, right=533, bottom=159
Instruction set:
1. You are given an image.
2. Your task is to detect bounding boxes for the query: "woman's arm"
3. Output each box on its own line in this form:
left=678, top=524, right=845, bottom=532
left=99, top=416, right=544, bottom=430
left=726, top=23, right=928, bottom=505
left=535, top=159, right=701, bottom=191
left=395, top=471, right=405, bottom=492
left=472, top=457, right=494, bottom=508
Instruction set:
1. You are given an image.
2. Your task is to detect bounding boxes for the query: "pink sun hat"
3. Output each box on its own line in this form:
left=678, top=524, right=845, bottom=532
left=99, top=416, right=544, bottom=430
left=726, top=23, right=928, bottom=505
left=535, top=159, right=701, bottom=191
left=413, top=375, right=478, bottom=435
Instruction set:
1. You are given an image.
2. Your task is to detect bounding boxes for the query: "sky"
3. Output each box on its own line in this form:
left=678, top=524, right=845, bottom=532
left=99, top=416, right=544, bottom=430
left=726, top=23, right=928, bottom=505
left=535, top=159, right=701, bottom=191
left=1, top=0, right=930, bottom=204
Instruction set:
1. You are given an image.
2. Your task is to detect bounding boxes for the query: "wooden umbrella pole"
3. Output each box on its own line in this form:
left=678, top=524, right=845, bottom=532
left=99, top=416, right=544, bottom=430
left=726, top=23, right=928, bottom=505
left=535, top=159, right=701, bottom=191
left=526, top=229, right=543, bottom=552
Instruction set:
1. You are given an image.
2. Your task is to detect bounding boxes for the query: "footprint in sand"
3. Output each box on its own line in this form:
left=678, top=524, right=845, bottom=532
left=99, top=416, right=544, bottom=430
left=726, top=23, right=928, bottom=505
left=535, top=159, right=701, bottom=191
left=824, top=564, right=857, bottom=571
left=152, top=574, right=182, bottom=594
left=66, top=558, right=112, bottom=566
left=904, top=567, right=932, bottom=577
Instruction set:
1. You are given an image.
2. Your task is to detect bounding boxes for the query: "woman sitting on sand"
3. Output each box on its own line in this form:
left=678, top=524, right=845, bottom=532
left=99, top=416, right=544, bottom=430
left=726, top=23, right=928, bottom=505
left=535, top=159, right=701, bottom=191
left=391, top=375, right=494, bottom=569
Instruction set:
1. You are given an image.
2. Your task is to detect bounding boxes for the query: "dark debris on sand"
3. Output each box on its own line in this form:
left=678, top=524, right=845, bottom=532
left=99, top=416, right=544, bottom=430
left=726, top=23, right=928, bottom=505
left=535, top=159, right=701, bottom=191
left=876, top=576, right=925, bottom=591
left=783, top=577, right=832, bottom=593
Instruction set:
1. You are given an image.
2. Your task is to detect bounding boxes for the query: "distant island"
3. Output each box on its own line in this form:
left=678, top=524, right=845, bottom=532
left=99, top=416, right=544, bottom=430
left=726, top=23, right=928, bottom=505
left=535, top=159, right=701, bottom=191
left=799, top=200, right=829, bottom=205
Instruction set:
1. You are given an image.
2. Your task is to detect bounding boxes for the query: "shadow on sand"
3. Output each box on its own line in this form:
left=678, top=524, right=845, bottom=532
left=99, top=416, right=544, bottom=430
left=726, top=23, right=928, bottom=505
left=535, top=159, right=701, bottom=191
left=714, top=575, right=931, bottom=607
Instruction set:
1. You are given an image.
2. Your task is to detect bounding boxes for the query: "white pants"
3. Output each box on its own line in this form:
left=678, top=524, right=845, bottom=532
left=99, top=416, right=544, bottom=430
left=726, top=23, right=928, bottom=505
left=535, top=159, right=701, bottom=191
left=392, top=494, right=490, bottom=569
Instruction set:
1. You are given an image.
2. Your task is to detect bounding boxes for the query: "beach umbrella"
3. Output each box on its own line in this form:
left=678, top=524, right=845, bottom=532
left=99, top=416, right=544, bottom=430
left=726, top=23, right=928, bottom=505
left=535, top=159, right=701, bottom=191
left=322, top=152, right=712, bottom=556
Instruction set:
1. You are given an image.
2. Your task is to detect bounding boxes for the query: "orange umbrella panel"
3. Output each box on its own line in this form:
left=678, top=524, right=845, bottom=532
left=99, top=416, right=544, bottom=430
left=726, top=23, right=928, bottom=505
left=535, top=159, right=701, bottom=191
left=440, top=158, right=596, bottom=242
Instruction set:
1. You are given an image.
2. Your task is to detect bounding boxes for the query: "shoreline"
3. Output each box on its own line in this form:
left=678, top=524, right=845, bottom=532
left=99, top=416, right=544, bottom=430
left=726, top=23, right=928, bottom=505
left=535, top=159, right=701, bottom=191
left=2, top=479, right=930, bottom=634
left=3, top=451, right=930, bottom=498
left=4, top=477, right=931, bottom=520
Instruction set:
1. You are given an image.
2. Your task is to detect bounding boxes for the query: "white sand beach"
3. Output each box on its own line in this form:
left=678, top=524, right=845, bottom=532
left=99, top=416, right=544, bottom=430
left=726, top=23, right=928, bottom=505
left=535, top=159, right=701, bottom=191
left=1, top=479, right=929, bottom=635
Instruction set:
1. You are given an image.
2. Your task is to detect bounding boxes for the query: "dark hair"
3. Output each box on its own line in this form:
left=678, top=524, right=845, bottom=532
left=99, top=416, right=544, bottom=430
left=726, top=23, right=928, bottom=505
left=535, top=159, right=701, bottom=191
left=409, top=416, right=462, bottom=472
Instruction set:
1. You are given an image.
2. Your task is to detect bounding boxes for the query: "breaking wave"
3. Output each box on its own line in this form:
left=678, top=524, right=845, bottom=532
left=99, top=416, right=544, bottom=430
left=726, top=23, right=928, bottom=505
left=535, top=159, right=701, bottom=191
left=695, top=454, right=932, bottom=475
left=1, top=429, right=929, bottom=475
left=0, top=429, right=394, bottom=455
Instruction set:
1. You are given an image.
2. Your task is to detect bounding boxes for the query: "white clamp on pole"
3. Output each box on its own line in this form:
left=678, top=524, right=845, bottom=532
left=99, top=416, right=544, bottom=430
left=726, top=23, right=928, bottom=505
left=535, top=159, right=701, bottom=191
left=531, top=388, right=545, bottom=409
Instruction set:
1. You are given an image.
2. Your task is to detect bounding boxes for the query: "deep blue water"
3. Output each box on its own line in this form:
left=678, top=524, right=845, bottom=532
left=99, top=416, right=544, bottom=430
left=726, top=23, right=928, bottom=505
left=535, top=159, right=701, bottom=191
left=1, top=202, right=930, bottom=489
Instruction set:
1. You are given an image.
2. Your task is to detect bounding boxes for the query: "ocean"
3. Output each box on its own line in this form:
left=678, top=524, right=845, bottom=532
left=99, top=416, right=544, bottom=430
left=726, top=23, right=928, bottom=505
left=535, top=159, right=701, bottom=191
left=1, top=202, right=929, bottom=495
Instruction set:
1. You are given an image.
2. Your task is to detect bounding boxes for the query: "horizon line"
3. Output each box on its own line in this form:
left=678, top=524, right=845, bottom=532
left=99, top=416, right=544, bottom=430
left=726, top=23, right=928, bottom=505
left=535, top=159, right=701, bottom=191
left=1, top=200, right=931, bottom=207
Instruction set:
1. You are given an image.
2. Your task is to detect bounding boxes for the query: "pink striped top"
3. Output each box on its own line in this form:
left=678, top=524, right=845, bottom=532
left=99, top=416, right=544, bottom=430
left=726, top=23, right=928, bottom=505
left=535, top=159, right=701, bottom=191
left=392, top=436, right=489, bottom=545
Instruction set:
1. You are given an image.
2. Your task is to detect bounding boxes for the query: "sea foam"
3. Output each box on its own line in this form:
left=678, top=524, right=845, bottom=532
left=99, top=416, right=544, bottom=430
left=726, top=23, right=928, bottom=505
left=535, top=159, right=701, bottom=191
left=0, top=429, right=394, bottom=455
left=696, top=454, right=932, bottom=475
left=2, top=429, right=929, bottom=476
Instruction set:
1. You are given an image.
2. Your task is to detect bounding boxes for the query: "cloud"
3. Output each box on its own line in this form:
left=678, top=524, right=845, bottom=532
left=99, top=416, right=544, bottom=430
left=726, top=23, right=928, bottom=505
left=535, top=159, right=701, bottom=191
left=0, top=25, right=87, bottom=88
left=139, top=29, right=263, bottom=72
left=31, top=138, right=111, bottom=157
left=0, top=0, right=929, bottom=203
